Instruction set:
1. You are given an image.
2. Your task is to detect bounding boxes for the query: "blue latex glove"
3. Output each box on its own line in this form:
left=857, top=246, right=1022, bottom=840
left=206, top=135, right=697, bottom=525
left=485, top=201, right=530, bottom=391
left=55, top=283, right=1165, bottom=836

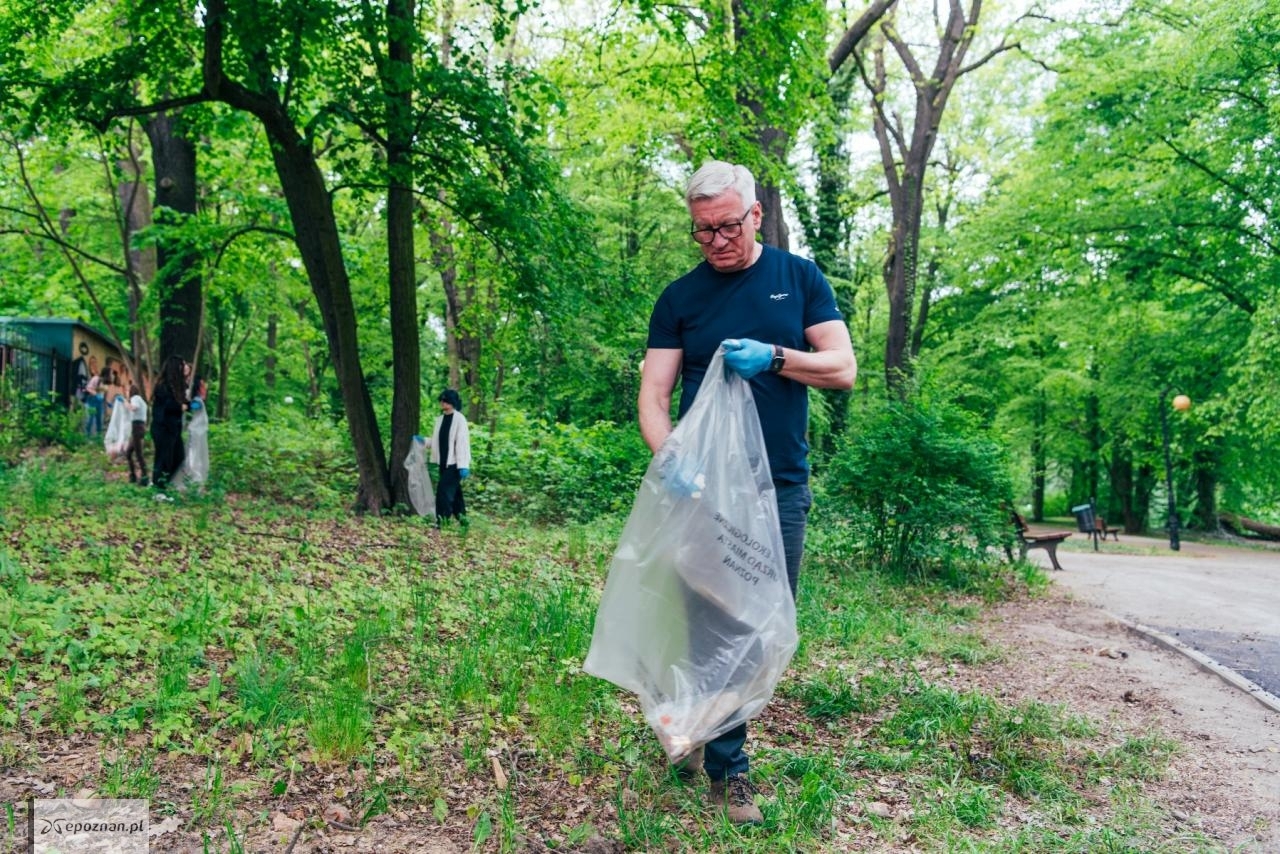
left=189, top=399, right=203, bottom=411
left=656, top=447, right=705, bottom=499
left=413, top=434, right=425, bottom=444
left=115, top=394, right=126, bottom=402
left=721, top=338, right=773, bottom=379
left=459, top=468, right=470, bottom=479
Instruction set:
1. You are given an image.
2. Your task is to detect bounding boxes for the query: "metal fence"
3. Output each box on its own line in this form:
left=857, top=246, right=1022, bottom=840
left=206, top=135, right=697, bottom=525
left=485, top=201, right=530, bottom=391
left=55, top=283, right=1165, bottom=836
left=0, top=326, right=66, bottom=407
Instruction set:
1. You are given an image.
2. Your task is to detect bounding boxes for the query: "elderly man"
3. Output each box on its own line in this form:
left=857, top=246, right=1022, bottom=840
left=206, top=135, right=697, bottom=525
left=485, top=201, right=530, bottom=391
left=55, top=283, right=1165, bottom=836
left=637, top=159, right=857, bottom=824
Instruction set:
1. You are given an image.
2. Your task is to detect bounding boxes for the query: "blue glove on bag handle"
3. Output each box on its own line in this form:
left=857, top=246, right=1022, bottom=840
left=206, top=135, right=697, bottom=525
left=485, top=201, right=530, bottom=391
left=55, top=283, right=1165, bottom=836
left=460, top=468, right=470, bottom=479
left=721, top=338, right=773, bottom=379
left=656, top=444, right=705, bottom=499
left=189, top=399, right=202, bottom=411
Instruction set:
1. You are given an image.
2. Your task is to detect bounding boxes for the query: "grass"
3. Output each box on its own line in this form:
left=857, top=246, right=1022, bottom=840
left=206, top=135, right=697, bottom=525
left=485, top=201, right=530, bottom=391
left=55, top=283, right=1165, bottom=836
left=0, top=450, right=1238, bottom=852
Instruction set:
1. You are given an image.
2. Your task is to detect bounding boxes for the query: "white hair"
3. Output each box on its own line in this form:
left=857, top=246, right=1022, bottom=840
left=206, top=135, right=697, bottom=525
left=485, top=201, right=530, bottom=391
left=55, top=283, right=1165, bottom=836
left=685, top=160, right=756, bottom=212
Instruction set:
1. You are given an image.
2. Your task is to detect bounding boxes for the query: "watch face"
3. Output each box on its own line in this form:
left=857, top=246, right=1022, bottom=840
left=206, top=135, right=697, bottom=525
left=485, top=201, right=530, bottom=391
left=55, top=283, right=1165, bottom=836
left=770, top=355, right=785, bottom=373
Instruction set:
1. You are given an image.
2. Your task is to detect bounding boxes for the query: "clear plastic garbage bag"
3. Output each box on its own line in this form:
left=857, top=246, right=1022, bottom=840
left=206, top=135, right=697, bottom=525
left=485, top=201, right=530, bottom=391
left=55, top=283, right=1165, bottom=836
left=405, top=435, right=436, bottom=517
left=173, top=406, right=209, bottom=490
left=103, top=398, right=130, bottom=460
left=584, top=350, right=797, bottom=763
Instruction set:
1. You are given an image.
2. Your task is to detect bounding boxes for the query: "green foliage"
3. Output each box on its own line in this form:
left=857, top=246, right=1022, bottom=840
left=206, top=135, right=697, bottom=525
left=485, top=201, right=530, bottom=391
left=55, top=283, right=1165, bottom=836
left=0, top=382, right=83, bottom=465
left=470, top=413, right=649, bottom=524
left=0, top=455, right=1227, bottom=849
left=210, top=415, right=356, bottom=509
left=821, top=399, right=1015, bottom=583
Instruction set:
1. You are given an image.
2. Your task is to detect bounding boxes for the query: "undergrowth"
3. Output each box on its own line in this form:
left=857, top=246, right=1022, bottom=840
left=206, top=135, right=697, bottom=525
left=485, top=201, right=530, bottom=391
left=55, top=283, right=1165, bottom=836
left=0, top=449, right=1227, bottom=852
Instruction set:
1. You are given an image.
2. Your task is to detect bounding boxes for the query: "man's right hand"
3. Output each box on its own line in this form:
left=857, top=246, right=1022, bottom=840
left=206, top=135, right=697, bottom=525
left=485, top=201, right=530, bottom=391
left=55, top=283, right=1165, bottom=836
left=657, top=447, right=705, bottom=499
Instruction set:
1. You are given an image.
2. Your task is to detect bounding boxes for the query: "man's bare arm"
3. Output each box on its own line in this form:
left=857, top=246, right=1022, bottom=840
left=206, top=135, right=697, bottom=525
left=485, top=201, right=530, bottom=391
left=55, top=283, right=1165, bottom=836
left=776, top=320, right=857, bottom=390
left=637, top=348, right=682, bottom=453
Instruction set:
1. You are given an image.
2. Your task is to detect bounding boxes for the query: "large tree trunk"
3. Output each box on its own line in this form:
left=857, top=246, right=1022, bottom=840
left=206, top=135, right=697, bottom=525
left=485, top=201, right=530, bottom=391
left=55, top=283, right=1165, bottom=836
left=203, top=0, right=391, bottom=511
left=268, top=136, right=391, bottom=511
left=384, top=0, right=419, bottom=509
left=144, top=110, right=202, bottom=368
left=116, top=141, right=157, bottom=380
left=856, top=1, right=993, bottom=395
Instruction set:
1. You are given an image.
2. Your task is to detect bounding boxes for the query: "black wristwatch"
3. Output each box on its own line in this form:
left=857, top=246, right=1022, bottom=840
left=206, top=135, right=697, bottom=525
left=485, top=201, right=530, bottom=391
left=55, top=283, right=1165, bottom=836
left=768, top=344, right=785, bottom=373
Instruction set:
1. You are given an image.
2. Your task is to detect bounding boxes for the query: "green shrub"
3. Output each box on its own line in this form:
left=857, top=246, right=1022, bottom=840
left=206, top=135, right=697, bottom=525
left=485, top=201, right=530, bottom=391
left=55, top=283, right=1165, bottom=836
left=0, top=380, right=84, bottom=464
left=211, top=415, right=356, bottom=509
left=818, top=399, right=1015, bottom=583
left=467, top=413, right=649, bottom=524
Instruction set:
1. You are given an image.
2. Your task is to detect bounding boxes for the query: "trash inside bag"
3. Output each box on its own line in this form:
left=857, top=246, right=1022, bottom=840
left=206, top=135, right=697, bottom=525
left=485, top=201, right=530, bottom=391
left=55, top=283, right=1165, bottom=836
left=584, top=350, right=797, bottom=762
left=172, top=407, right=209, bottom=490
left=405, top=435, right=436, bottom=517
left=103, top=399, right=131, bottom=460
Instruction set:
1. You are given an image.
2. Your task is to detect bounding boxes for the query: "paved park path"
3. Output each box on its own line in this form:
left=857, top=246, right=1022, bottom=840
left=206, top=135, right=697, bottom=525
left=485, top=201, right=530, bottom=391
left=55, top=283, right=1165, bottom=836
left=1023, top=524, right=1280, bottom=704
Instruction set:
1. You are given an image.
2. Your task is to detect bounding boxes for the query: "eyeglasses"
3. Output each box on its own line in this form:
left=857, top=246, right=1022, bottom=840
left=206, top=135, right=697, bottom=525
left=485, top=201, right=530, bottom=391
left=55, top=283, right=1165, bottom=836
left=690, top=209, right=752, bottom=245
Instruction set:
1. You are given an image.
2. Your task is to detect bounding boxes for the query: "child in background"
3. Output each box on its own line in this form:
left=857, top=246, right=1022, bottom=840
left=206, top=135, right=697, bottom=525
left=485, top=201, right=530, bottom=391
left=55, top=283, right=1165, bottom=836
left=126, top=384, right=149, bottom=486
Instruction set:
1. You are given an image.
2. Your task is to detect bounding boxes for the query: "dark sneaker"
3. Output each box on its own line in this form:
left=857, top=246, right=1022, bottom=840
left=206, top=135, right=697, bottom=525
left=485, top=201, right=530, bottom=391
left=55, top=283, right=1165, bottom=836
left=675, top=745, right=704, bottom=782
left=139, top=477, right=150, bottom=487
left=129, top=473, right=137, bottom=484
left=709, top=774, right=763, bottom=825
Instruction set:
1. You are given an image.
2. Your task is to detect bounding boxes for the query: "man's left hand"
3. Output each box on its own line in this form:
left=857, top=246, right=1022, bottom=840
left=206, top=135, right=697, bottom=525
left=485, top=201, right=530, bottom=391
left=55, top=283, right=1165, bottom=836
left=459, top=468, right=470, bottom=479
left=721, top=338, right=773, bottom=379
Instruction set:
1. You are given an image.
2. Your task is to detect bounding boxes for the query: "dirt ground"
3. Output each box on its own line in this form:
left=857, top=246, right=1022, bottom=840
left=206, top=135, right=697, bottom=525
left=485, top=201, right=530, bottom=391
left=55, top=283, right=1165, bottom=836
left=6, top=558, right=1279, bottom=852
left=975, top=582, right=1280, bottom=851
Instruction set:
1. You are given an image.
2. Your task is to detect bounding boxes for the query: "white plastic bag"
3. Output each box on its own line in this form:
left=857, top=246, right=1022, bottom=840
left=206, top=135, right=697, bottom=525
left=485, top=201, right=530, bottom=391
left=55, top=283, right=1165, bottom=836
left=103, top=397, right=130, bottom=460
left=405, top=435, right=436, bottom=517
left=173, top=406, right=209, bottom=490
left=584, top=350, right=797, bottom=762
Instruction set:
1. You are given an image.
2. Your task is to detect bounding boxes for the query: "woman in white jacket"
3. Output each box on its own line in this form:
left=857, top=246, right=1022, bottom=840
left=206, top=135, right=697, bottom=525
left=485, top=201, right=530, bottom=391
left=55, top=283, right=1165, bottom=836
left=429, top=388, right=471, bottom=525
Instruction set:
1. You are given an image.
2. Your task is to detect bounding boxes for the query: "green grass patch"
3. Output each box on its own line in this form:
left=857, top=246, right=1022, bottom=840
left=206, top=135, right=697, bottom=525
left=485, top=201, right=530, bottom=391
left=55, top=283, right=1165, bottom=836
left=0, top=447, right=1229, bottom=851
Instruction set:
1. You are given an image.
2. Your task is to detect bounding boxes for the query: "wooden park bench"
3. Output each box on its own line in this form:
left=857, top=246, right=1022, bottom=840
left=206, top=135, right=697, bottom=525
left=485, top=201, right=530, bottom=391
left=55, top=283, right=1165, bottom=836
left=1009, top=512, right=1071, bottom=571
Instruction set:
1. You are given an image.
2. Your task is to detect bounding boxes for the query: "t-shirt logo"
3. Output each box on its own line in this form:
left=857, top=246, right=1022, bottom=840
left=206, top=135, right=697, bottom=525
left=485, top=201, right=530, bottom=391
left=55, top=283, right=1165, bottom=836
left=770, top=293, right=790, bottom=301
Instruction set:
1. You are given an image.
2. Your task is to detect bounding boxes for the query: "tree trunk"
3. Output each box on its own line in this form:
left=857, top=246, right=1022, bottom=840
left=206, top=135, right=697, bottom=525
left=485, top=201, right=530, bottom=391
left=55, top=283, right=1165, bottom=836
left=384, top=0, right=419, bottom=509
left=116, top=142, right=156, bottom=377
left=858, top=2, right=988, bottom=395
left=1031, top=391, right=1046, bottom=521
left=268, top=136, right=391, bottom=510
left=1219, top=513, right=1280, bottom=540
left=1191, top=445, right=1219, bottom=532
left=144, top=110, right=202, bottom=367
left=202, top=0, right=391, bottom=511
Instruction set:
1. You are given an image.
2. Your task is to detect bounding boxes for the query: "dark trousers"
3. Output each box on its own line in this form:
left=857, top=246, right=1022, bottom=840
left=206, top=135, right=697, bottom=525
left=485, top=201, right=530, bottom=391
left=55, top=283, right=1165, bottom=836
left=702, top=482, right=811, bottom=781
left=435, top=465, right=466, bottom=520
left=126, top=422, right=147, bottom=479
left=152, top=421, right=184, bottom=487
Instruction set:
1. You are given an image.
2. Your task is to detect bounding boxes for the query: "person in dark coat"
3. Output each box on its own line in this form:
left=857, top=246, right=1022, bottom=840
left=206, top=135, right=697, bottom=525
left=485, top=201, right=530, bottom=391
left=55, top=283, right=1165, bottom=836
left=428, top=388, right=471, bottom=525
left=150, top=355, right=189, bottom=489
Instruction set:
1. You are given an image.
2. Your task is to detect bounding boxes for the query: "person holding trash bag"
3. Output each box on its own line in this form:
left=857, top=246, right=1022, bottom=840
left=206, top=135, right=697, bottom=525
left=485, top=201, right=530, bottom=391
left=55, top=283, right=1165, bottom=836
left=150, top=355, right=189, bottom=489
left=635, top=160, right=856, bottom=824
left=428, top=389, right=471, bottom=526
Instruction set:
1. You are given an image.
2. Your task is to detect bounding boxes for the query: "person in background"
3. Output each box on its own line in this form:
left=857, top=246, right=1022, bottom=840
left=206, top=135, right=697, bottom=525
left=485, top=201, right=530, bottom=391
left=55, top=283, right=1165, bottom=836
left=125, top=383, right=149, bottom=486
left=150, top=355, right=189, bottom=489
left=82, top=360, right=104, bottom=436
left=428, top=388, right=471, bottom=527
left=637, top=159, right=856, bottom=824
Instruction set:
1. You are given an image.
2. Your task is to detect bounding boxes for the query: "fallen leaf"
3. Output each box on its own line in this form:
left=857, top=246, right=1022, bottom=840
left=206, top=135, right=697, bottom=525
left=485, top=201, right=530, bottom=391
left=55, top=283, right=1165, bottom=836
left=273, top=812, right=303, bottom=832
left=323, top=802, right=352, bottom=825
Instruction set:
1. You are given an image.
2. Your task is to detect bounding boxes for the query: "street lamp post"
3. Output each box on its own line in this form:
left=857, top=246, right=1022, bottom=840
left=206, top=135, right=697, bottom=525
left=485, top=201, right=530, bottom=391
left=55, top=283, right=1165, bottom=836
left=1159, top=390, right=1192, bottom=551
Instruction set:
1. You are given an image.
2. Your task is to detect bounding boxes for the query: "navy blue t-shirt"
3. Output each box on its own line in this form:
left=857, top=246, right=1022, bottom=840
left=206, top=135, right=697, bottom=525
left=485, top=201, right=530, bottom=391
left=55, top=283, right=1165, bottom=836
left=647, top=245, right=843, bottom=484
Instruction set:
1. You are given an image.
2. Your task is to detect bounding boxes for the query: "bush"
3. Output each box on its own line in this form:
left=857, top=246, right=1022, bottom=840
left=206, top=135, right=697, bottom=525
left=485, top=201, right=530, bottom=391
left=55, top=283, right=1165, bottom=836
left=467, top=412, right=649, bottom=524
left=211, top=414, right=356, bottom=509
left=818, top=399, right=1015, bottom=584
left=0, top=379, right=84, bottom=465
